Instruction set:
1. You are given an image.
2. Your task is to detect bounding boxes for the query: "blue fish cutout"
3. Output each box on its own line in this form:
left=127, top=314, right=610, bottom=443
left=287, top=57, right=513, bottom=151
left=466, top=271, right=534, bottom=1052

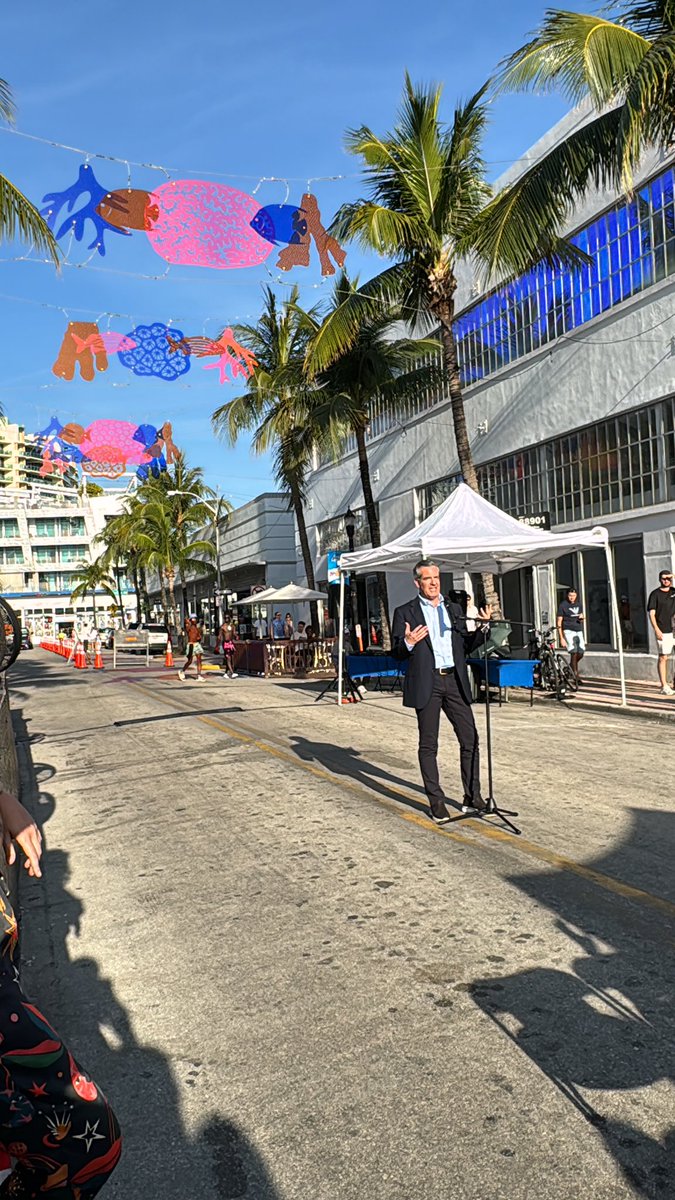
left=250, top=204, right=307, bottom=246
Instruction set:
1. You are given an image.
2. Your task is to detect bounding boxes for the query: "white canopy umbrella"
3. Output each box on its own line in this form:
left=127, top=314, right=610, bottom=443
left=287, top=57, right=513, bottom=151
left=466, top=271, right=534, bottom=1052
left=336, top=483, right=626, bottom=705
left=232, top=588, right=276, bottom=606
left=233, top=583, right=328, bottom=604
left=252, top=583, right=328, bottom=603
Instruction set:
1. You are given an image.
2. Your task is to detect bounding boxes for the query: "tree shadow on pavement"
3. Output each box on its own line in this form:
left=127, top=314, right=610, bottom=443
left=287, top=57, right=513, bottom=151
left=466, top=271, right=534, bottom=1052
left=469, top=809, right=675, bottom=1196
left=288, top=734, right=433, bottom=815
left=12, top=702, right=282, bottom=1200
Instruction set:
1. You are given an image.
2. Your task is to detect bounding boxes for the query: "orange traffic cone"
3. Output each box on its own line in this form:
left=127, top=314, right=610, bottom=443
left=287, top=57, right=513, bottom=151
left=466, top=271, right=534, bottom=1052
left=74, top=640, right=87, bottom=669
left=93, top=638, right=104, bottom=669
left=165, top=639, right=174, bottom=668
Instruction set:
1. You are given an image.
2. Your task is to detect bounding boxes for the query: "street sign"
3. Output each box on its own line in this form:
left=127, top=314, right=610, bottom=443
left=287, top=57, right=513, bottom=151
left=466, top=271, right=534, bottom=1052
left=517, top=511, right=551, bottom=530
left=328, top=550, right=348, bottom=584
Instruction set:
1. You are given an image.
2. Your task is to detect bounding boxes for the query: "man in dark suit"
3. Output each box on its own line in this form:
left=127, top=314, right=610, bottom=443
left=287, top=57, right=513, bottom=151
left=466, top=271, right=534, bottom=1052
left=392, top=559, right=492, bottom=824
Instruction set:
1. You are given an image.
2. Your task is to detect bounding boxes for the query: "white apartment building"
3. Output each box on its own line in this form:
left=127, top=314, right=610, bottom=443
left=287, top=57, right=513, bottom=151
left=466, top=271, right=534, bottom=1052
left=0, top=483, right=135, bottom=634
left=302, top=110, right=675, bottom=680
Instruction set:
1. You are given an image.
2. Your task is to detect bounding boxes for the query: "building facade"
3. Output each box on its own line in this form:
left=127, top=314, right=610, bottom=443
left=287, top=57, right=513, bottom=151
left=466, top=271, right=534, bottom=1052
left=0, top=484, right=135, bottom=633
left=149, top=492, right=297, bottom=635
left=302, top=112, right=675, bottom=679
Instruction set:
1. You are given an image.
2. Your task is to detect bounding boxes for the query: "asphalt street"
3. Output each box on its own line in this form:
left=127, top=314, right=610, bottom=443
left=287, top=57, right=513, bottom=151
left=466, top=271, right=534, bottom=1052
left=8, top=651, right=675, bottom=1199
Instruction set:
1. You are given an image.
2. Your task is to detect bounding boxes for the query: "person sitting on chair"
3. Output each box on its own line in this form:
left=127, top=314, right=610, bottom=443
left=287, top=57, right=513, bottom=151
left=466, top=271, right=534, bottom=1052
left=392, top=559, right=492, bottom=825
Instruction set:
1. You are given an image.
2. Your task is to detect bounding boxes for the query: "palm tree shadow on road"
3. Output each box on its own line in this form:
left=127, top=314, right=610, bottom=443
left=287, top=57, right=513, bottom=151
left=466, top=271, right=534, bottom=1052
left=12, top=703, right=282, bottom=1200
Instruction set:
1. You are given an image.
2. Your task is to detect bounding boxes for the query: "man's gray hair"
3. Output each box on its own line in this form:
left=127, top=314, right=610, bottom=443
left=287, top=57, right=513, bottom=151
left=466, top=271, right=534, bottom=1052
left=413, top=559, right=439, bottom=581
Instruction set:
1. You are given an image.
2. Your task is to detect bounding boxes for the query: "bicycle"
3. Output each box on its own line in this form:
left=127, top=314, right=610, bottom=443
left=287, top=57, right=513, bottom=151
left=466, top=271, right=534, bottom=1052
left=527, top=626, right=578, bottom=700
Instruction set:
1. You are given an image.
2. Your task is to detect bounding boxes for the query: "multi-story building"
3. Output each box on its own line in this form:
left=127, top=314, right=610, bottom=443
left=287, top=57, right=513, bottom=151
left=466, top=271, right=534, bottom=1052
left=0, top=483, right=135, bottom=633
left=303, top=111, right=675, bottom=680
left=0, top=420, right=77, bottom=491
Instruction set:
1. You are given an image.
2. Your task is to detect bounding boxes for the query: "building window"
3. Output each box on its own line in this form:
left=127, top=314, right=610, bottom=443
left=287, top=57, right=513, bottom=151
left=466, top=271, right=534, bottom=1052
left=317, top=506, right=374, bottom=554
left=0, top=519, right=19, bottom=538
left=29, top=517, right=86, bottom=538
left=38, top=572, right=76, bottom=593
left=613, top=537, right=648, bottom=650
left=34, top=545, right=86, bottom=565
left=416, top=476, right=461, bottom=523
left=0, top=547, right=24, bottom=565
left=455, top=166, right=675, bottom=386
left=474, top=397, right=671, bottom=525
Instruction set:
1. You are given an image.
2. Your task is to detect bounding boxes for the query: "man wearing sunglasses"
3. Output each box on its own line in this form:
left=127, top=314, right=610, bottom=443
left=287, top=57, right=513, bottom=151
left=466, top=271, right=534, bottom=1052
left=647, top=569, right=675, bottom=696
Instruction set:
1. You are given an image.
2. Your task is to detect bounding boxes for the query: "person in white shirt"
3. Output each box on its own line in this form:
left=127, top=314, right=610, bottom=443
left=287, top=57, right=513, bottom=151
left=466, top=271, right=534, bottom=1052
left=292, top=622, right=308, bottom=642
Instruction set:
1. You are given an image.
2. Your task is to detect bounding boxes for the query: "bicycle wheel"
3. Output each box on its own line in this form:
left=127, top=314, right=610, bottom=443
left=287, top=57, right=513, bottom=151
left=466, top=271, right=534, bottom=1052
left=557, top=657, right=578, bottom=693
left=539, top=652, right=558, bottom=693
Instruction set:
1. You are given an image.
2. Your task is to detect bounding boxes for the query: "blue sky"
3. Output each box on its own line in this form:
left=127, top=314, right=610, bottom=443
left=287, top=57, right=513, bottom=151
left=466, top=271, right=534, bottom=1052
left=1, top=0, right=585, bottom=505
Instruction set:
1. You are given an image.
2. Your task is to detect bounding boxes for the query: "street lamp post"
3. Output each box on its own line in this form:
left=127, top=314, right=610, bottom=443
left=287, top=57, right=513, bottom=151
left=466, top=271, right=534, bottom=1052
left=344, top=507, right=359, bottom=640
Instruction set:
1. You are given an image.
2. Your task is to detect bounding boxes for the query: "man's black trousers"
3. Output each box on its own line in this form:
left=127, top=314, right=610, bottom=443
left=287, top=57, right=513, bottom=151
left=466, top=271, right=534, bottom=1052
left=415, top=670, right=481, bottom=805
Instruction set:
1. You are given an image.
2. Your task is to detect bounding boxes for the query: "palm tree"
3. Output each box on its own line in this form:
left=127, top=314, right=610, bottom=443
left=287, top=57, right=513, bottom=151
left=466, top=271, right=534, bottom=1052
left=212, top=286, right=328, bottom=631
left=491, top=2, right=675, bottom=197
left=0, top=79, right=59, bottom=263
left=136, top=458, right=216, bottom=629
left=303, top=272, right=441, bottom=645
left=69, top=558, right=118, bottom=625
left=327, top=75, right=587, bottom=609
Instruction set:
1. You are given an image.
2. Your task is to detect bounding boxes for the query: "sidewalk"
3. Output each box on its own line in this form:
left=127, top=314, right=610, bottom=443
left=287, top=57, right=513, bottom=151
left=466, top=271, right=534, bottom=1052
left=564, top=674, right=675, bottom=720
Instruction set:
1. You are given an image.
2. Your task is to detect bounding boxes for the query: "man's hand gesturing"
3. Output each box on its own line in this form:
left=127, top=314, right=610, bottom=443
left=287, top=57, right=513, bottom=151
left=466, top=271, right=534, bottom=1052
left=405, top=621, right=429, bottom=646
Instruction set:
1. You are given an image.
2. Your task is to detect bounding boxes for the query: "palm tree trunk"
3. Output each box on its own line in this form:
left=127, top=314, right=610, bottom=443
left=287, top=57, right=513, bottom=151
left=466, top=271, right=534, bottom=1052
left=131, top=564, right=142, bottom=623
left=91, top=589, right=97, bottom=625
left=354, top=424, right=391, bottom=650
left=140, top=566, right=151, bottom=621
left=167, top=567, right=179, bottom=636
left=159, top=575, right=169, bottom=627
left=436, top=297, right=501, bottom=616
left=290, top=483, right=319, bottom=632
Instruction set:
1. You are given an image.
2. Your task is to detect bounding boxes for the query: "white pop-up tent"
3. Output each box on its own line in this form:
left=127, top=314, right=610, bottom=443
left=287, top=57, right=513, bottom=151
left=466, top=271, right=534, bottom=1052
left=337, top=483, right=626, bottom=705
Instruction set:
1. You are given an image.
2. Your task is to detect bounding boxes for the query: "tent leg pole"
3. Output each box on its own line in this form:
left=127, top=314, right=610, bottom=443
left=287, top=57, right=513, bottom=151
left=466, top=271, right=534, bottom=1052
left=337, top=573, right=345, bottom=707
left=604, top=542, right=627, bottom=708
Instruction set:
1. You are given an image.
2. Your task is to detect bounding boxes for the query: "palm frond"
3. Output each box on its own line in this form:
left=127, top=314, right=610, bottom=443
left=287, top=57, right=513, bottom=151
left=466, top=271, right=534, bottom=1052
left=492, top=10, right=651, bottom=106
left=466, top=107, right=623, bottom=282
left=616, top=29, right=675, bottom=178
left=0, top=79, right=15, bottom=124
left=0, top=174, right=59, bottom=264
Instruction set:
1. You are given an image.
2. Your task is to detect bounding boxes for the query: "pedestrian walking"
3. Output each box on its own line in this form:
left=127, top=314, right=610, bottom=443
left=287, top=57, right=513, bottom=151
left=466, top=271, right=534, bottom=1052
left=556, top=587, right=586, bottom=682
left=178, top=617, right=205, bottom=682
left=647, top=569, right=675, bottom=695
left=218, top=614, right=238, bottom=678
left=0, top=787, right=121, bottom=1196
left=392, top=560, right=492, bottom=824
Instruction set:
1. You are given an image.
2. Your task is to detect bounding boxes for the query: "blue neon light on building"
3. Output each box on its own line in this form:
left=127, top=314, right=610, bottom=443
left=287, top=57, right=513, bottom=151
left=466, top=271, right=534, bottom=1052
left=454, top=165, right=675, bottom=385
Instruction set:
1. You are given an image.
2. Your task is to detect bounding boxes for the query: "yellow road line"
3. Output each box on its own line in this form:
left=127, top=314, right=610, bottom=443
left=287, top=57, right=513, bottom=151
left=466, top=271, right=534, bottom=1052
left=127, top=680, right=675, bottom=923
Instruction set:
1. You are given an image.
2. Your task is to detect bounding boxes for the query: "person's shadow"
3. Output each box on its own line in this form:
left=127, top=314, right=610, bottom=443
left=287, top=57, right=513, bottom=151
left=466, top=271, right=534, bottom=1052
left=12, top=701, right=282, bottom=1200
left=289, top=734, right=439, bottom=816
left=469, top=808, right=675, bottom=1195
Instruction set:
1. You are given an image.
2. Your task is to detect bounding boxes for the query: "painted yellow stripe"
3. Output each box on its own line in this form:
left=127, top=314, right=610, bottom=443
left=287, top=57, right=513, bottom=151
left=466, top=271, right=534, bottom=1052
left=127, top=680, right=675, bottom=922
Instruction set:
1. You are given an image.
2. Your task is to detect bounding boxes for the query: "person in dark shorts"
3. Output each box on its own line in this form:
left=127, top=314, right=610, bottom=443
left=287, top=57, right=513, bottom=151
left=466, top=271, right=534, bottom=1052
left=647, top=569, right=675, bottom=696
left=0, top=787, right=121, bottom=1197
left=218, top=614, right=238, bottom=679
left=556, top=587, right=585, bottom=682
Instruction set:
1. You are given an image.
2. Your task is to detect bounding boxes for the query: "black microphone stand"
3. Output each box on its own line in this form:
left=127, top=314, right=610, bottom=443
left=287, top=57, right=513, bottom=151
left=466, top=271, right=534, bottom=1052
left=477, top=621, right=521, bottom=836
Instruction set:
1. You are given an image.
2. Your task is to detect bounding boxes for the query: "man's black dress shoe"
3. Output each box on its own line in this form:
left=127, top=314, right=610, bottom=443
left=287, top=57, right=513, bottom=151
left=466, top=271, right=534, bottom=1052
left=428, top=799, right=451, bottom=825
left=461, top=797, right=488, bottom=815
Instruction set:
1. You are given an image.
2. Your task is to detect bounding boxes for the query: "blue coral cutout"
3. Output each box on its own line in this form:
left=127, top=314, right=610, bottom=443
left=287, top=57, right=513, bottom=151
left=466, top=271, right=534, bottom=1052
left=40, top=164, right=130, bottom=257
